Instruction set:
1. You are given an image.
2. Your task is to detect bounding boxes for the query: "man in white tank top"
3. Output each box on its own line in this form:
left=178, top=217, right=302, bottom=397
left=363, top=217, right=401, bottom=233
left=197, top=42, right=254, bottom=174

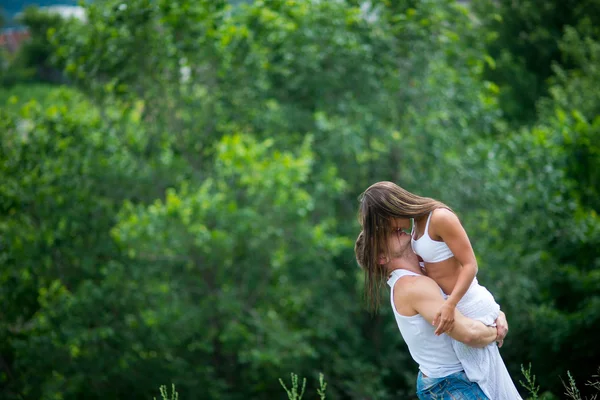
left=356, top=231, right=510, bottom=399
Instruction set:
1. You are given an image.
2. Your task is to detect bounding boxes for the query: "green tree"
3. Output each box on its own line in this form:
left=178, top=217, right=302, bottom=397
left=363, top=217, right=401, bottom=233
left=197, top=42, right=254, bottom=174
left=475, top=0, right=600, bottom=124
left=8, top=0, right=599, bottom=398
left=1, top=6, right=69, bottom=86
left=7, top=0, right=505, bottom=397
left=466, top=28, right=600, bottom=397
left=0, top=91, right=149, bottom=399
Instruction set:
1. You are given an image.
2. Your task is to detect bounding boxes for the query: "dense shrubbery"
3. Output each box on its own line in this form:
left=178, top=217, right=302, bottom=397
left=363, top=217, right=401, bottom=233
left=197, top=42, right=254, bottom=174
left=1, top=1, right=598, bottom=399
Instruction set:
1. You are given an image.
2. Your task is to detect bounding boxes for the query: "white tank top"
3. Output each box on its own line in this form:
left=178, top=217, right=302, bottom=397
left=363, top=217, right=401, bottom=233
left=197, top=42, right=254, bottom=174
left=411, top=210, right=454, bottom=263
left=387, top=269, right=464, bottom=378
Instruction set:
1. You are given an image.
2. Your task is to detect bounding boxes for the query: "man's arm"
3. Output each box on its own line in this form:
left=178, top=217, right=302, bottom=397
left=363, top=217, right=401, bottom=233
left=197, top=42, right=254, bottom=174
left=396, top=276, right=497, bottom=348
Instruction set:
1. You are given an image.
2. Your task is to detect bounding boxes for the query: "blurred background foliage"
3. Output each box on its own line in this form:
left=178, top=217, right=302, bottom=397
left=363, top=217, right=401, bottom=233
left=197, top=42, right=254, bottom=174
left=0, top=0, right=598, bottom=399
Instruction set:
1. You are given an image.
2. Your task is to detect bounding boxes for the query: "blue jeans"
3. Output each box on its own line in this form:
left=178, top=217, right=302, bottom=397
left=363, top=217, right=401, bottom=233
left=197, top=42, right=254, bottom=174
left=416, top=371, right=489, bottom=400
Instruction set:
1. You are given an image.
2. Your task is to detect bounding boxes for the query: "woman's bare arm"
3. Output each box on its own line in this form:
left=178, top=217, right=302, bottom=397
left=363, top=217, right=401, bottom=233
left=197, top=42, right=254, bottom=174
left=431, top=208, right=478, bottom=335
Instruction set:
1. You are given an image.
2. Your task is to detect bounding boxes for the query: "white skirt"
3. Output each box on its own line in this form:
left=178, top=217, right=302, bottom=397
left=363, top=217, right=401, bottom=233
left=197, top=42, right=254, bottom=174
left=445, top=279, right=523, bottom=400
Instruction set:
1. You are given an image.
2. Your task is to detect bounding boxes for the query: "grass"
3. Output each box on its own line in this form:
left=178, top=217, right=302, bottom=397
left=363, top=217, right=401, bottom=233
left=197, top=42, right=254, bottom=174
left=152, top=365, right=600, bottom=399
left=152, top=373, right=327, bottom=400
left=521, top=364, right=600, bottom=400
left=154, top=384, right=178, bottom=400
left=278, top=372, right=327, bottom=400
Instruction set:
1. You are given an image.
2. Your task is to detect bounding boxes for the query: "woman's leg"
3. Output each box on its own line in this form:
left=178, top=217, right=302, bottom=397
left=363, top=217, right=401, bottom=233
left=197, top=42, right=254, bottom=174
left=451, top=282, right=522, bottom=399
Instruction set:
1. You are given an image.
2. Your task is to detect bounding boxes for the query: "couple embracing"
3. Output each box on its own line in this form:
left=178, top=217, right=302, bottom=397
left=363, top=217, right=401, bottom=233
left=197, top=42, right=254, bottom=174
left=355, top=181, right=522, bottom=399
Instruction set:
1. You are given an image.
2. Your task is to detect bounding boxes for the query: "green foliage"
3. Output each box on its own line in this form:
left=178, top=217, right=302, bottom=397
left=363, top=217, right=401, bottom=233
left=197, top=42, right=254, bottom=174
left=560, top=367, right=600, bottom=400
left=466, top=25, right=600, bottom=396
left=316, top=373, right=327, bottom=400
left=1, top=0, right=598, bottom=399
left=588, top=368, right=600, bottom=394
left=278, top=372, right=327, bottom=400
left=520, top=363, right=542, bottom=400
left=279, top=373, right=306, bottom=400
left=47, top=3, right=507, bottom=394
left=154, top=384, right=179, bottom=400
left=0, top=89, right=158, bottom=399
left=563, top=372, right=583, bottom=400
left=0, top=6, right=71, bottom=86
left=0, top=83, right=74, bottom=110
left=475, top=0, right=600, bottom=123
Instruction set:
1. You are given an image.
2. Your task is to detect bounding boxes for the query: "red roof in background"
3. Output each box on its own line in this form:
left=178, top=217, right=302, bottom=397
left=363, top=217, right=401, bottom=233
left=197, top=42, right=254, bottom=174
left=0, top=28, right=31, bottom=53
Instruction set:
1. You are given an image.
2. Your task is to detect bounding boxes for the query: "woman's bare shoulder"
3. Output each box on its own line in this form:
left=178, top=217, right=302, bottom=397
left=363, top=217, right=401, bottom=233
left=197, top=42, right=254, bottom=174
left=431, top=207, right=461, bottom=226
left=430, top=207, right=463, bottom=238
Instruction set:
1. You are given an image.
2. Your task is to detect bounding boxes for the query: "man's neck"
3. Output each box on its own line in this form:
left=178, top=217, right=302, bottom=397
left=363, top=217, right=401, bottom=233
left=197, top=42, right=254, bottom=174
left=386, top=257, right=423, bottom=277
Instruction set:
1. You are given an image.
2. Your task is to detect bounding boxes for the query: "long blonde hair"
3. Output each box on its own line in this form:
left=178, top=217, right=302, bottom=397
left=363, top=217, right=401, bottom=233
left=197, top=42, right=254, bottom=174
left=358, top=181, right=451, bottom=312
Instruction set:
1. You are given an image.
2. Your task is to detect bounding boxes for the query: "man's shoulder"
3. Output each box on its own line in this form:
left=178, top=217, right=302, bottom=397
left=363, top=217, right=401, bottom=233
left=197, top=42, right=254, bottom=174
left=392, top=274, right=444, bottom=316
left=394, top=274, right=440, bottom=299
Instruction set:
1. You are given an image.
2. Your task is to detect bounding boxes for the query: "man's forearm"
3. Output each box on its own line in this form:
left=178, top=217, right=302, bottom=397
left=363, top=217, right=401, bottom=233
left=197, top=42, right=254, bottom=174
left=466, top=321, right=497, bottom=348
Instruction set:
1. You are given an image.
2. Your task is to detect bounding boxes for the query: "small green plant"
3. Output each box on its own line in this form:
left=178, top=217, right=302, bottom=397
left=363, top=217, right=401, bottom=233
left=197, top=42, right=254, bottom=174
left=278, top=372, right=328, bottom=400
left=279, top=373, right=307, bottom=400
left=316, top=373, right=327, bottom=400
left=520, top=363, right=540, bottom=399
left=587, top=367, right=600, bottom=393
left=521, top=364, right=600, bottom=400
left=561, top=367, right=600, bottom=400
left=154, top=384, right=178, bottom=400
left=562, top=371, right=582, bottom=400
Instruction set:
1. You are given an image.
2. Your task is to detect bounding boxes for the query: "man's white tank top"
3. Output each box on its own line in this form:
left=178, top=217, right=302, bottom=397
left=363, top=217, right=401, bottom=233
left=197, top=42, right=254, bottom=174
left=387, top=269, right=464, bottom=378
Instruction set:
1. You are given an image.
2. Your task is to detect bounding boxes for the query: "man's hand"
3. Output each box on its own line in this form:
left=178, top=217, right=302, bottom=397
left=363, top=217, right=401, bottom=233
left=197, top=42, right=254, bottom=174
left=433, top=302, right=456, bottom=335
left=495, top=311, right=509, bottom=348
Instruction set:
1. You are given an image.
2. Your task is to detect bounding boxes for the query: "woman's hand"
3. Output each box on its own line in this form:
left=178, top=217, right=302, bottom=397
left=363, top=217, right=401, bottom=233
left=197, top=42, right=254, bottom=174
left=433, top=302, right=456, bottom=335
left=495, top=311, right=509, bottom=348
